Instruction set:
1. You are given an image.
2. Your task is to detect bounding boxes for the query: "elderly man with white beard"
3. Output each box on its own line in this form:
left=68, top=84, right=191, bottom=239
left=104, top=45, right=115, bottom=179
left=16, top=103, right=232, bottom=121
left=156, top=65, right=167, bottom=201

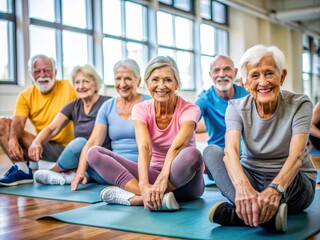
left=0, top=54, right=77, bottom=186
left=195, top=55, right=249, bottom=150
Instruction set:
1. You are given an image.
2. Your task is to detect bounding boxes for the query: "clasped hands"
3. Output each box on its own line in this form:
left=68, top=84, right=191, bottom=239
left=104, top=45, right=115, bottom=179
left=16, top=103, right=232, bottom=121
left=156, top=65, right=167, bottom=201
left=235, top=187, right=282, bottom=227
left=140, top=181, right=167, bottom=211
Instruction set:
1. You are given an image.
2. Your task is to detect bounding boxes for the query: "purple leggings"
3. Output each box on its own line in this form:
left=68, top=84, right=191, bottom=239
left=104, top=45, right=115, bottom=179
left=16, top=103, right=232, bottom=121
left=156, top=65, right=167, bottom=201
left=87, top=146, right=205, bottom=201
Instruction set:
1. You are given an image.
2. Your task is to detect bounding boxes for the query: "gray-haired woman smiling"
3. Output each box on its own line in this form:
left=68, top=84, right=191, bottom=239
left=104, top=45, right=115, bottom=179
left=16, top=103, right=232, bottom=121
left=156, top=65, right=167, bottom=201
left=204, top=45, right=316, bottom=232
left=70, top=59, right=151, bottom=191
left=29, top=64, right=112, bottom=185
left=88, top=56, right=205, bottom=211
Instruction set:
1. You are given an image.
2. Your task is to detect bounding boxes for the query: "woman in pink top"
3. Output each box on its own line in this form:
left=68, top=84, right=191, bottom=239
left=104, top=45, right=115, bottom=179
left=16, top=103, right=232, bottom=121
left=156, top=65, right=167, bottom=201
left=88, top=56, right=204, bottom=211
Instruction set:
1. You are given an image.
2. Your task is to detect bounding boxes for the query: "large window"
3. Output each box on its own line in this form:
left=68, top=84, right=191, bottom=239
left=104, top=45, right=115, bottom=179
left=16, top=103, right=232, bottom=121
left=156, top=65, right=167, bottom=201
left=157, top=11, right=194, bottom=90
left=28, top=0, right=92, bottom=79
left=200, top=25, right=229, bottom=90
left=0, top=0, right=16, bottom=84
left=302, top=34, right=320, bottom=103
left=102, top=0, right=148, bottom=85
left=1, top=0, right=230, bottom=92
left=200, top=0, right=228, bottom=24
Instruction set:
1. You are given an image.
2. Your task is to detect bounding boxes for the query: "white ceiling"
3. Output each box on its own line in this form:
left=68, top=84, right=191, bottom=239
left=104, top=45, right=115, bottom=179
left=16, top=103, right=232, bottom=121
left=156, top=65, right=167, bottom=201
left=220, top=0, right=320, bottom=38
left=266, top=0, right=320, bottom=37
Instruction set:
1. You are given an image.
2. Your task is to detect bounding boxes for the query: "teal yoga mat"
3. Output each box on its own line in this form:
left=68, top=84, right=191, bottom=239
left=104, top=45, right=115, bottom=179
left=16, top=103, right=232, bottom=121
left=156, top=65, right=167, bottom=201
left=0, top=182, right=108, bottom=203
left=40, top=189, right=320, bottom=240
left=203, top=174, right=216, bottom=186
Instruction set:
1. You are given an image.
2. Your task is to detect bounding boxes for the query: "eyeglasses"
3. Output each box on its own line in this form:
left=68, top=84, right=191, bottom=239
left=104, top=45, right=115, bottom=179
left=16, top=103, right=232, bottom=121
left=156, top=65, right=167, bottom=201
left=247, top=71, right=276, bottom=81
left=32, top=68, right=52, bottom=75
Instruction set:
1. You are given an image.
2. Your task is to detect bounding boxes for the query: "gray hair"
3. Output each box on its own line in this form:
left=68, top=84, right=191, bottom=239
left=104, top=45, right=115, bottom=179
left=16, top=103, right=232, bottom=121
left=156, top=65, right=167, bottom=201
left=28, top=54, right=56, bottom=72
left=209, top=55, right=235, bottom=72
left=144, top=56, right=181, bottom=88
left=113, top=59, right=141, bottom=79
left=70, top=64, right=103, bottom=92
left=239, top=45, right=286, bottom=84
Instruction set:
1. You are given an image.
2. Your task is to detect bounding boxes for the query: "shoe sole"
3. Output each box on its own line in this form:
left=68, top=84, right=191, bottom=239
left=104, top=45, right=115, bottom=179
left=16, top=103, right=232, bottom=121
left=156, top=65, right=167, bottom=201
left=208, top=200, right=226, bottom=223
left=0, top=179, right=34, bottom=186
left=275, top=203, right=287, bottom=232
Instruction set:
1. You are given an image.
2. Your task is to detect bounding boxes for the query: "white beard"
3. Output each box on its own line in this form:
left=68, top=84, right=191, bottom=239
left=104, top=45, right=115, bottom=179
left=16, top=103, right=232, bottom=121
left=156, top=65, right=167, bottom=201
left=215, top=77, right=233, bottom=92
left=33, top=77, right=55, bottom=93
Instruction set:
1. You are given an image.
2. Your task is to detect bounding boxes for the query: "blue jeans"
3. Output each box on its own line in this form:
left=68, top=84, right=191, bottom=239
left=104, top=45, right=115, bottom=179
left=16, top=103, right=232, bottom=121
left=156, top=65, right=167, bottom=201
left=57, top=137, right=108, bottom=184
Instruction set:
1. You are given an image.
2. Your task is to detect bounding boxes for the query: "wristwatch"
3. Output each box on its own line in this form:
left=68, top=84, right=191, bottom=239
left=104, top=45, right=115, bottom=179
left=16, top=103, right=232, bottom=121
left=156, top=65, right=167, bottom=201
left=268, top=183, right=285, bottom=198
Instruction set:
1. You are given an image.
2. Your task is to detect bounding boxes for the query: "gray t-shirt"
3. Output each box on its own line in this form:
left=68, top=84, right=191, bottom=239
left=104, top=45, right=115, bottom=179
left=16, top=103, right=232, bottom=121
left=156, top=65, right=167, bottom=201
left=60, top=95, right=111, bottom=149
left=226, top=90, right=316, bottom=181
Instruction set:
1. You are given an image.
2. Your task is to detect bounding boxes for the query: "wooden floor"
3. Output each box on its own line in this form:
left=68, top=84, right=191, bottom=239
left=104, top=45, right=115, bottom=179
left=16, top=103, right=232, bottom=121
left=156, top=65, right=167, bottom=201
left=0, top=154, right=319, bottom=239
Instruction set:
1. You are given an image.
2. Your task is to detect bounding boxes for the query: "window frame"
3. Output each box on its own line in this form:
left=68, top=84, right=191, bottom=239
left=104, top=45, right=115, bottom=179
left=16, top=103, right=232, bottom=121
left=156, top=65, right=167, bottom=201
left=102, top=0, right=149, bottom=86
left=0, top=0, right=17, bottom=84
left=28, top=0, right=94, bottom=79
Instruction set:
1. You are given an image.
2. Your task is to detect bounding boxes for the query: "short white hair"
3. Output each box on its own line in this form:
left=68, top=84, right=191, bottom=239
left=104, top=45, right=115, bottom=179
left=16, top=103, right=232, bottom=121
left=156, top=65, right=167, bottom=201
left=113, top=59, right=141, bottom=79
left=28, top=54, right=56, bottom=72
left=239, top=45, right=286, bottom=84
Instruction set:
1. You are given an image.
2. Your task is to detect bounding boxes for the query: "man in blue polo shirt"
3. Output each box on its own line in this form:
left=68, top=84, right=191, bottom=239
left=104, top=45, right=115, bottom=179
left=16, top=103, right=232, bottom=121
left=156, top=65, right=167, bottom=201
left=195, top=55, right=249, bottom=149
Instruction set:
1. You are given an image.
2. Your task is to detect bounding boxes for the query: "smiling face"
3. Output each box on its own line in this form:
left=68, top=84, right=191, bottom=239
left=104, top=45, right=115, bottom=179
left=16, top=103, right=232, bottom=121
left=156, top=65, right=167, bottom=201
left=73, top=72, right=97, bottom=100
left=147, top=66, right=179, bottom=103
left=114, top=66, right=140, bottom=99
left=244, top=55, right=286, bottom=107
left=210, top=56, right=237, bottom=93
left=31, top=57, right=56, bottom=94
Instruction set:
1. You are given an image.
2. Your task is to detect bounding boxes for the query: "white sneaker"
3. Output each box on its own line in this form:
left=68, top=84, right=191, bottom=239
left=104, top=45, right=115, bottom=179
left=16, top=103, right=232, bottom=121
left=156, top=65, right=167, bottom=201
left=100, top=186, right=135, bottom=206
left=160, top=192, right=180, bottom=211
left=34, top=170, right=76, bottom=185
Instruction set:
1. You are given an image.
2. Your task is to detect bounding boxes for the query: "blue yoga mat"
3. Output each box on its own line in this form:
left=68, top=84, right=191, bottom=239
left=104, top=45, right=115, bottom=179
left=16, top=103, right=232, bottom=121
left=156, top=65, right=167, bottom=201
left=309, top=149, right=320, bottom=155
left=40, top=189, right=320, bottom=240
left=0, top=182, right=108, bottom=203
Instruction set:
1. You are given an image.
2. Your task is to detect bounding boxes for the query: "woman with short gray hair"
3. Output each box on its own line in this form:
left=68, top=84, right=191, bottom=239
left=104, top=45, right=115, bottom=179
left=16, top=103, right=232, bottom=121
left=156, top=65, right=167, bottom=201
left=94, top=56, right=204, bottom=211
left=30, top=64, right=112, bottom=185
left=204, top=45, right=316, bottom=232
left=70, top=59, right=151, bottom=190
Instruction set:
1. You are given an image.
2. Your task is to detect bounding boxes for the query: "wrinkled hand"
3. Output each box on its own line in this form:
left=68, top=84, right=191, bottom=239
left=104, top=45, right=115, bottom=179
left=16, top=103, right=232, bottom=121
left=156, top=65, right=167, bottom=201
left=257, top=188, right=281, bottom=224
left=28, top=141, right=43, bottom=161
left=8, top=139, right=24, bottom=162
left=71, top=172, right=88, bottom=191
left=140, top=183, right=164, bottom=211
left=235, top=186, right=260, bottom=227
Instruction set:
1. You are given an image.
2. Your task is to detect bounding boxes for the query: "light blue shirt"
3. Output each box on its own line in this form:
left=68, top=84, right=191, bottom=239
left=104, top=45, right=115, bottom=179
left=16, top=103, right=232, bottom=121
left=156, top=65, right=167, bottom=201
left=95, top=94, right=151, bottom=162
left=194, top=84, right=248, bottom=148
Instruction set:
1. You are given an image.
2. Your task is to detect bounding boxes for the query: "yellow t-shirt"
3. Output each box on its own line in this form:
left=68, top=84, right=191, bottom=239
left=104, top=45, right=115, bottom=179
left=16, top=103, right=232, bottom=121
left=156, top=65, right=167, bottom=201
left=14, top=80, right=77, bottom=146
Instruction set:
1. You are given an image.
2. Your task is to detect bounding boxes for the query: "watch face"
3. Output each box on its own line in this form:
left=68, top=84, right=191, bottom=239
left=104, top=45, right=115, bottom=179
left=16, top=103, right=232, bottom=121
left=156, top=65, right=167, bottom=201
left=277, top=185, right=285, bottom=193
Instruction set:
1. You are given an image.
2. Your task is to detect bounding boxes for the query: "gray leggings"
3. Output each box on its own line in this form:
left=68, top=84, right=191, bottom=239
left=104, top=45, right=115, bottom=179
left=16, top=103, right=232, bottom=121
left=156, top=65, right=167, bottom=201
left=87, top=146, right=205, bottom=201
left=203, top=144, right=316, bottom=214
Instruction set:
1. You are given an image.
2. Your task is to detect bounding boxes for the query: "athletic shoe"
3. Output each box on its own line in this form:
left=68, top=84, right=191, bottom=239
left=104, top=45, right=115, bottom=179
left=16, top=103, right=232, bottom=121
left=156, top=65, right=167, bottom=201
left=160, top=192, right=180, bottom=211
left=0, top=165, right=33, bottom=186
left=100, top=186, right=135, bottom=205
left=34, top=170, right=76, bottom=185
left=208, top=200, right=246, bottom=226
left=261, top=203, right=287, bottom=232
left=209, top=200, right=287, bottom=232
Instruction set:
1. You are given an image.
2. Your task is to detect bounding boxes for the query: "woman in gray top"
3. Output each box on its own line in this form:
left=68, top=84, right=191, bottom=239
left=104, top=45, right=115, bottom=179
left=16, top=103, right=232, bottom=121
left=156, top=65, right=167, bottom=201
left=204, top=44, right=316, bottom=232
left=29, top=64, right=111, bottom=185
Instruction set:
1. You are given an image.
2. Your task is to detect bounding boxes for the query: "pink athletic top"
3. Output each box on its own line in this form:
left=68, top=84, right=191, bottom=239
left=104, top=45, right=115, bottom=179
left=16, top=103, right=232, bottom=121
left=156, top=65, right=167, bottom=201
left=132, top=96, right=200, bottom=170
